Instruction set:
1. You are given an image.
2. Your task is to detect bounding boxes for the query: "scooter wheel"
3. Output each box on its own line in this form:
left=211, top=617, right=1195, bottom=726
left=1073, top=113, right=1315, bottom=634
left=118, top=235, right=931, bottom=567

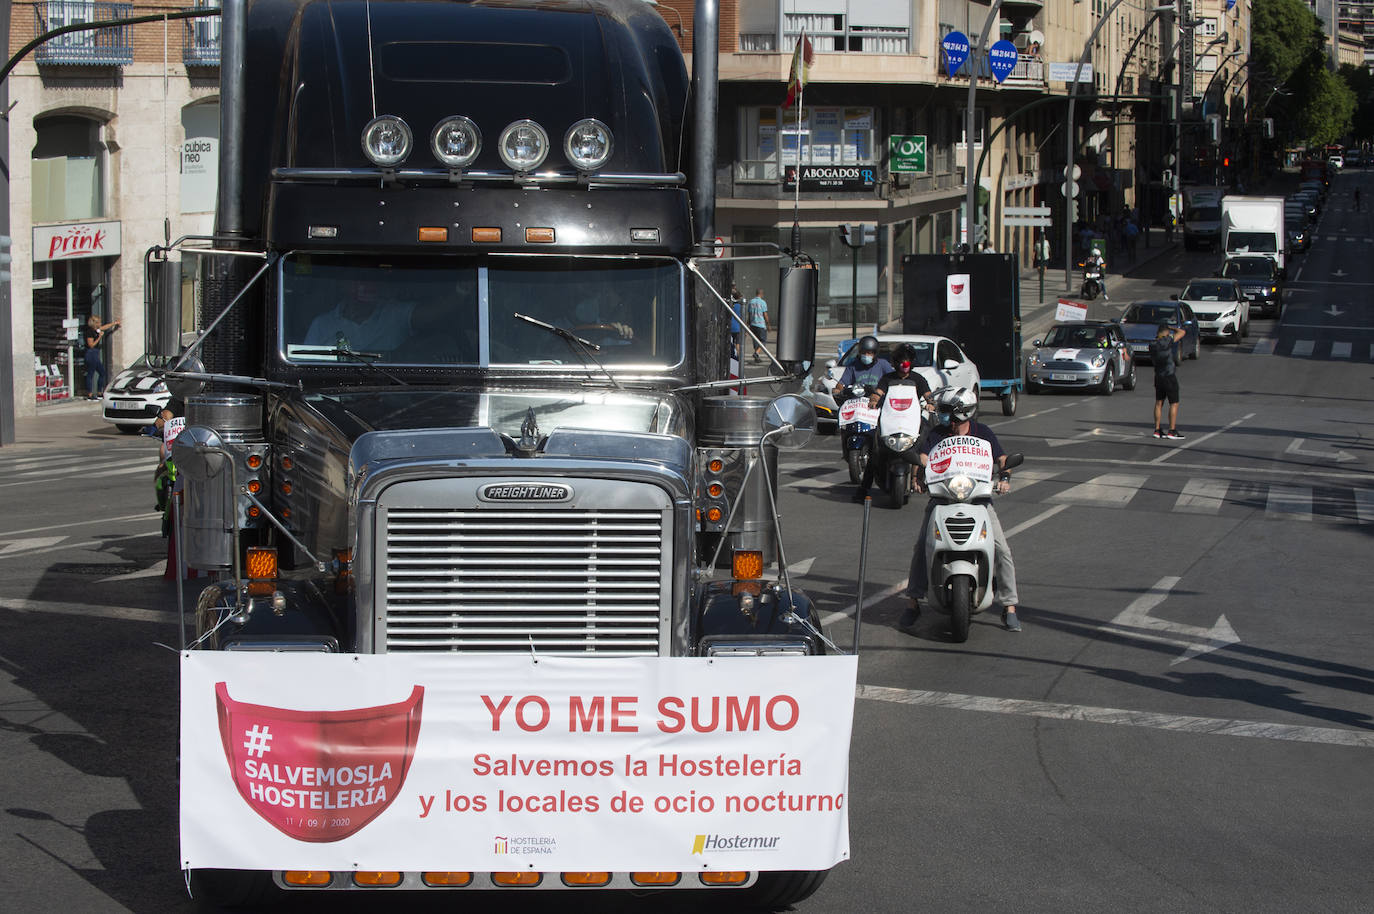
left=948, top=576, right=973, bottom=643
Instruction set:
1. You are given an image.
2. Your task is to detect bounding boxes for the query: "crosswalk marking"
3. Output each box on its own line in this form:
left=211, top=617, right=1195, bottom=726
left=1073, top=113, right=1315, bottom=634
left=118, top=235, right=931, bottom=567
left=1050, top=473, right=1149, bottom=507
left=1266, top=485, right=1312, bottom=522
left=1291, top=339, right=1315, bottom=357
left=1251, top=339, right=1276, bottom=355
left=1007, top=469, right=1062, bottom=491
left=1331, top=341, right=1353, bottom=359
left=1174, top=478, right=1229, bottom=515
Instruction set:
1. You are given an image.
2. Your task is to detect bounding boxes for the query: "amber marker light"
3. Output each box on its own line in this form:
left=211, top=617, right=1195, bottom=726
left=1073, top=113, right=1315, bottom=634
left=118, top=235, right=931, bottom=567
left=283, top=871, right=331, bottom=886
left=246, top=547, right=278, bottom=580
left=281, top=456, right=295, bottom=471
left=706, top=506, right=723, bottom=523
left=471, top=227, right=502, bottom=243
left=353, top=871, right=402, bottom=887
left=708, top=457, right=725, bottom=473
left=246, top=454, right=263, bottom=470
left=700, top=871, right=748, bottom=886
left=732, top=549, right=764, bottom=580
left=707, top=482, right=724, bottom=497
left=281, top=482, right=292, bottom=495
left=525, top=227, right=556, bottom=243
left=492, top=872, right=541, bottom=886
left=418, top=226, right=449, bottom=242
left=561, top=872, right=611, bottom=886
left=422, top=872, right=472, bottom=886
left=631, top=872, right=680, bottom=886
left=246, top=479, right=262, bottom=494
left=247, top=505, right=262, bottom=519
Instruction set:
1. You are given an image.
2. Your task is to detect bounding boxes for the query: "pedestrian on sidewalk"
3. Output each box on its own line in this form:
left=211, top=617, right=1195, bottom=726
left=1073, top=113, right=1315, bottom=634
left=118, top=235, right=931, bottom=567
left=1124, top=217, right=1139, bottom=262
left=1034, top=233, right=1051, bottom=278
left=747, top=288, right=769, bottom=362
left=82, top=314, right=120, bottom=399
left=1151, top=323, right=1186, bottom=440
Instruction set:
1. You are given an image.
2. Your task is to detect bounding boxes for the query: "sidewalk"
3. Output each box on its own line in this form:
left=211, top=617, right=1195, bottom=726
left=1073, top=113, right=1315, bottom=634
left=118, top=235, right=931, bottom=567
left=2, top=398, right=131, bottom=453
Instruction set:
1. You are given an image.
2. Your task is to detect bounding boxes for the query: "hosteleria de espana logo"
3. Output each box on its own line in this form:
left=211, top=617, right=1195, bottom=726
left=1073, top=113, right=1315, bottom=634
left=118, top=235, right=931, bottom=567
left=215, top=682, right=424, bottom=842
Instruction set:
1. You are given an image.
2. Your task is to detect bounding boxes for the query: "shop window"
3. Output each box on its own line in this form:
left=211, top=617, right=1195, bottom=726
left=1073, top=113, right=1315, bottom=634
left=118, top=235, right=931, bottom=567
left=33, top=115, right=104, bottom=223
left=737, top=106, right=876, bottom=182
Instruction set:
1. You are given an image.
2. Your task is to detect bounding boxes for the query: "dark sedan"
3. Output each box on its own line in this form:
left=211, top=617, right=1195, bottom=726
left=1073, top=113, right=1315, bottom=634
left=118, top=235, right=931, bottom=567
left=1117, top=301, right=1200, bottom=363
left=1221, top=255, right=1283, bottom=318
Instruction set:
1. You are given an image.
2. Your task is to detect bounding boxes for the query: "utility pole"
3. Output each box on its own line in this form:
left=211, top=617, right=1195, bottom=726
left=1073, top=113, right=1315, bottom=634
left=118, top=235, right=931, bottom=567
left=838, top=224, right=874, bottom=340
left=0, top=0, right=14, bottom=446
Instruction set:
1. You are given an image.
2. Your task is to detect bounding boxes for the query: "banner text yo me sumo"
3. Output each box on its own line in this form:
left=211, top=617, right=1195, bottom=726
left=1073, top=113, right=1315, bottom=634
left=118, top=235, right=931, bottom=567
left=480, top=693, right=802, bottom=733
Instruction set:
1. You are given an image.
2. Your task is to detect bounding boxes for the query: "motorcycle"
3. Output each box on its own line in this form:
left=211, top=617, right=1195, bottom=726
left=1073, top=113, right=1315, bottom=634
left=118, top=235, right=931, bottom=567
left=872, top=385, right=925, bottom=509
left=915, top=436, right=1024, bottom=642
left=1079, top=261, right=1104, bottom=300
left=836, top=383, right=880, bottom=485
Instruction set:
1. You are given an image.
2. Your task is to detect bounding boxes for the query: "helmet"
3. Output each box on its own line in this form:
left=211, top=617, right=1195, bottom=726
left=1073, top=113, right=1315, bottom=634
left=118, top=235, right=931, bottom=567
left=891, top=343, right=917, bottom=372
left=858, top=335, right=879, bottom=354
left=1091, top=247, right=1102, bottom=257
left=938, top=387, right=978, bottom=424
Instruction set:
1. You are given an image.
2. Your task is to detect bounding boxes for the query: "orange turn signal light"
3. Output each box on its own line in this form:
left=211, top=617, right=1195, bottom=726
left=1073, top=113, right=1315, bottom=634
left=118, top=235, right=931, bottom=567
left=706, top=507, right=723, bottom=523
left=708, top=458, right=725, bottom=473
left=247, top=505, right=262, bottom=519
left=246, top=479, right=262, bottom=494
left=525, top=227, right=555, bottom=243
left=246, top=454, right=263, bottom=470
left=631, top=871, right=680, bottom=886
left=701, top=871, right=749, bottom=886
left=561, top=871, right=611, bottom=886
left=353, top=871, right=401, bottom=887
left=283, top=870, right=331, bottom=886
left=281, top=482, right=292, bottom=495
left=281, top=456, right=294, bottom=471
left=707, top=482, right=724, bottom=497
left=732, top=549, right=764, bottom=580
left=471, top=226, right=502, bottom=243
left=418, top=226, right=449, bottom=242
left=492, top=871, right=541, bottom=886
left=246, top=546, right=278, bottom=580
left=422, top=871, right=472, bottom=886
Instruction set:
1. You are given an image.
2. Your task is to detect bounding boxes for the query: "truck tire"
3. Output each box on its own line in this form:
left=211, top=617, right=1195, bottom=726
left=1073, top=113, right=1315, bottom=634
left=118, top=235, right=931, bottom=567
left=1001, top=388, right=1017, bottom=416
left=746, top=869, right=830, bottom=908
left=949, top=576, right=973, bottom=643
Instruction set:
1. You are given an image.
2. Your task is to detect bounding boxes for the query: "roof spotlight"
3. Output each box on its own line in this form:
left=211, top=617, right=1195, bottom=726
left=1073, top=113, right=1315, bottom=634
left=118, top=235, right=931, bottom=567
left=498, top=119, right=550, bottom=171
left=361, top=115, right=412, bottom=167
left=564, top=118, right=613, bottom=171
left=431, top=116, right=482, bottom=168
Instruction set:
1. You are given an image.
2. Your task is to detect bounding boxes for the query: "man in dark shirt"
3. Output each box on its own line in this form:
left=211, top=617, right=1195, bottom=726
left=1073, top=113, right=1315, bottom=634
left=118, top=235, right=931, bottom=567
left=1151, top=323, right=1186, bottom=439
left=903, top=388, right=1022, bottom=632
left=852, top=344, right=932, bottom=502
left=833, top=336, right=893, bottom=396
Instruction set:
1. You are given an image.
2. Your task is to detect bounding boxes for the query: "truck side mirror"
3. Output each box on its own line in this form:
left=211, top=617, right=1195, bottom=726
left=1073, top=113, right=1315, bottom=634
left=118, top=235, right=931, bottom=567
left=145, top=254, right=182, bottom=359
left=775, top=260, right=818, bottom=369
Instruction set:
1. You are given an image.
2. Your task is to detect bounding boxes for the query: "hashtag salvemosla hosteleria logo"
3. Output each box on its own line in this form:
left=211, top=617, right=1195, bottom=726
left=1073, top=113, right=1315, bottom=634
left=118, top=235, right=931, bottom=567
left=242, top=724, right=273, bottom=758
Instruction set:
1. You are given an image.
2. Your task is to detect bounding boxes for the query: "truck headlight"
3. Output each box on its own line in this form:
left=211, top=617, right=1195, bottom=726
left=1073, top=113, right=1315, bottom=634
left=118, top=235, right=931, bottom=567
left=431, top=115, right=482, bottom=168
left=361, top=115, right=412, bottom=167
left=498, top=119, right=550, bottom=171
left=885, top=434, right=914, bottom=452
left=948, top=475, right=976, bottom=501
left=564, top=118, right=613, bottom=170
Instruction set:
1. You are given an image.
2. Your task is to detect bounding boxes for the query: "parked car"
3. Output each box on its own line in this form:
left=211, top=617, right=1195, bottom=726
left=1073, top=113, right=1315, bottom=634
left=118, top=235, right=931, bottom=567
left=808, top=334, right=982, bottom=423
left=1175, top=278, right=1248, bottom=342
left=1328, top=154, right=1343, bottom=170
left=1221, top=254, right=1284, bottom=318
left=1346, top=149, right=1363, bottom=167
left=1117, top=301, right=1200, bottom=362
left=1291, top=191, right=1319, bottom=224
left=102, top=355, right=173, bottom=434
left=1025, top=321, right=1136, bottom=395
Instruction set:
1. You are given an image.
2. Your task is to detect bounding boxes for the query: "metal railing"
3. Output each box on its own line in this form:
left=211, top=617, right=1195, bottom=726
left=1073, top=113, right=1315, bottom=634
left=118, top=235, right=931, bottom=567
left=740, top=13, right=911, bottom=54
left=182, top=0, right=220, bottom=66
left=34, top=1, right=134, bottom=66
left=1002, top=58, right=1046, bottom=86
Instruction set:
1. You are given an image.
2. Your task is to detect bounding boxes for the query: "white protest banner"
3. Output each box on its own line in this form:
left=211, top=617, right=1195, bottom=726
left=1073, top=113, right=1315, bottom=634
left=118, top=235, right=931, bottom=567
left=838, top=398, right=880, bottom=426
left=181, top=653, right=856, bottom=872
left=1055, top=299, right=1088, bottom=322
left=924, top=435, right=994, bottom=484
left=947, top=274, right=971, bottom=312
left=163, top=416, right=186, bottom=447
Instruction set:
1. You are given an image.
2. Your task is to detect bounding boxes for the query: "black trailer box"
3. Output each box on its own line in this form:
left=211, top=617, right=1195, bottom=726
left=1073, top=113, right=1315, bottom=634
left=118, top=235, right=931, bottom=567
left=901, top=253, right=1022, bottom=393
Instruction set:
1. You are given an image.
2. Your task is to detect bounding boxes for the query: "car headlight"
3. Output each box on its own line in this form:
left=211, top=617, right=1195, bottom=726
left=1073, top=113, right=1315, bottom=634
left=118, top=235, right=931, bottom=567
left=885, top=434, right=914, bottom=452
left=1029, top=353, right=1042, bottom=367
left=948, top=475, right=976, bottom=501
left=1091, top=354, right=1107, bottom=368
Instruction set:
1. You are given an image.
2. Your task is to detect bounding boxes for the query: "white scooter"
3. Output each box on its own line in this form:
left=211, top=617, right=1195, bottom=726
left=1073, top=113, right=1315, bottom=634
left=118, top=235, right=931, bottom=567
left=873, top=386, right=925, bottom=509
left=918, top=436, right=1024, bottom=641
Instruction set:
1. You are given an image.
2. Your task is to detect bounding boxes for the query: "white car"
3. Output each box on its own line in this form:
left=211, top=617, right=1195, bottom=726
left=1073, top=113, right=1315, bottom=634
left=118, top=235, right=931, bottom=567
left=1176, top=278, right=1248, bottom=342
left=102, top=355, right=173, bottom=434
left=807, top=334, right=982, bottom=422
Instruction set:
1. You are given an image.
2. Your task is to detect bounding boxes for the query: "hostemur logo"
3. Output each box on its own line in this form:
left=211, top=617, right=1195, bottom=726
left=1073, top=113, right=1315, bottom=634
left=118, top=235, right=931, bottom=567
left=691, top=833, right=782, bottom=854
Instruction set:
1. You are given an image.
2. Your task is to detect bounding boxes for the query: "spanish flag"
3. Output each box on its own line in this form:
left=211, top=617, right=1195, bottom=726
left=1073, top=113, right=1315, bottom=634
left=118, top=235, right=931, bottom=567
left=782, top=32, right=814, bottom=109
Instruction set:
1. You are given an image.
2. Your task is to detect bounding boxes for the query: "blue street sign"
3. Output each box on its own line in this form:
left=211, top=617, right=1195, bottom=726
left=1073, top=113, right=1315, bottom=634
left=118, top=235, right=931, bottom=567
left=988, top=40, right=1019, bottom=83
left=942, top=31, right=970, bottom=78
left=1226, top=0, right=1236, bottom=8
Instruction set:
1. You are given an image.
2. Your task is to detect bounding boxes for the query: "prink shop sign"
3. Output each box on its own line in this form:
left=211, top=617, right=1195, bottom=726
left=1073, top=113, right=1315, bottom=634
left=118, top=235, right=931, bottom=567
left=783, top=165, right=877, bottom=192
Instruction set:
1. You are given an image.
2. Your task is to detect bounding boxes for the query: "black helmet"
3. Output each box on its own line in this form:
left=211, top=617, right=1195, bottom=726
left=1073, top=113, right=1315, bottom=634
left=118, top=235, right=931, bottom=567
left=892, top=343, right=917, bottom=367
left=858, top=335, right=879, bottom=354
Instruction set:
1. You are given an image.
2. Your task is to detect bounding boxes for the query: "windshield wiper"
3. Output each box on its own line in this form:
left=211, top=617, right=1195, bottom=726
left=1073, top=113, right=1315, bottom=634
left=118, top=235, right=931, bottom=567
left=292, top=346, right=410, bottom=386
left=512, top=312, right=624, bottom=392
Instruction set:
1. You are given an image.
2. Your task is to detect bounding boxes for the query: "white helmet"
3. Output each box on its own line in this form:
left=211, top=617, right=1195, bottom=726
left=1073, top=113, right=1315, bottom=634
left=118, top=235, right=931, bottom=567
left=1091, top=247, right=1102, bottom=257
left=939, top=387, right=978, bottom=423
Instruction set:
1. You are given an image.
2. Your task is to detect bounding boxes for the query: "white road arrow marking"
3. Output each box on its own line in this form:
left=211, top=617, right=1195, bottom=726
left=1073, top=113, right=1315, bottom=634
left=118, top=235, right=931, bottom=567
left=1324, top=305, right=1346, bottom=317
left=1332, top=268, right=1346, bottom=277
left=0, top=536, right=68, bottom=556
left=787, top=556, right=816, bottom=577
left=1286, top=438, right=1356, bottom=462
left=1102, top=576, right=1240, bottom=665
left=97, top=559, right=168, bottom=583
left=1046, top=427, right=1140, bottom=448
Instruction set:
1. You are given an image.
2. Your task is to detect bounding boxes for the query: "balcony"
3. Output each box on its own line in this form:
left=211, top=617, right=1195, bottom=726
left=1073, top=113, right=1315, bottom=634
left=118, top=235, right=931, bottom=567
left=740, top=11, right=911, bottom=54
left=1002, top=57, right=1046, bottom=88
left=34, top=2, right=134, bottom=66
left=183, top=1, right=221, bottom=67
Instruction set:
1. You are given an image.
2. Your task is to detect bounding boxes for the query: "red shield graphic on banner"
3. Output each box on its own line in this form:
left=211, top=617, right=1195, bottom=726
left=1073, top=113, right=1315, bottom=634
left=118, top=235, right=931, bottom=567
left=889, top=395, right=913, bottom=412
left=929, top=455, right=953, bottom=474
left=215, top=681, right=424, bottom=842
left=950, top=282, right=965, bottom=295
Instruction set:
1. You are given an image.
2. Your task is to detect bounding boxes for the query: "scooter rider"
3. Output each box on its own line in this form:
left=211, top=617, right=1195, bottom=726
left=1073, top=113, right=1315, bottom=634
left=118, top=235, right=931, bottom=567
left=902, top=387, right=1022, bottom=632
left=852, top=343, right=932, bottom=502
left=1084, top=246, right=1108, bottom=301
left=834, top=335, right=893, bottom=395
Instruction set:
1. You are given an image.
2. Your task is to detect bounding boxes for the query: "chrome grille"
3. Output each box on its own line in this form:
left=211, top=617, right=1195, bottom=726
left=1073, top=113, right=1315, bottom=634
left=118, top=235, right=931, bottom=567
left=945, top=516, right=977, bottom=545
left=381, top=505, right=667, bottom=655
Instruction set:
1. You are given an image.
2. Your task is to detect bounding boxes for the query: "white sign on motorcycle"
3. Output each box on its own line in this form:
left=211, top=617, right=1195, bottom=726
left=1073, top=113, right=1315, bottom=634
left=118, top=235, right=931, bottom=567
left=839, top=398, right=880, bottom=426
left=924, top=435, right=993, bottom=484
left=946, top=273, right=971, bottom=312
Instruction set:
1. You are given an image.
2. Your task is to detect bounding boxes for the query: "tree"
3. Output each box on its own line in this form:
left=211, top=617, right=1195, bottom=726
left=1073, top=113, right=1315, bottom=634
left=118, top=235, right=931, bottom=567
left=1250, top=0, right=1354, bottom=147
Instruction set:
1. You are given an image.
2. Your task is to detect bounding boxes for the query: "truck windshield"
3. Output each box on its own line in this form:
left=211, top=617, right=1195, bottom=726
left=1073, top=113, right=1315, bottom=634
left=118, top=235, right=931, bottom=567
left=279, top=253, right=684, bottom=368
left=1226, top=232, right=1277, bottom=253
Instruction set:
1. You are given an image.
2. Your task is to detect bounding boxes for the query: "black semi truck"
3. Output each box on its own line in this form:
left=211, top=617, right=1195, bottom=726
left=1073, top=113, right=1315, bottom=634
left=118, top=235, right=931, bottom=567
left=151, top=0, right=834, bottom=904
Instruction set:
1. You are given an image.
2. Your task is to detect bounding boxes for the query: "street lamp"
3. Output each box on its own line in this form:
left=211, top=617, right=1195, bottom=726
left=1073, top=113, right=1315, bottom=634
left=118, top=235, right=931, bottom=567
left=1063, top=2, right=1178, bottom=291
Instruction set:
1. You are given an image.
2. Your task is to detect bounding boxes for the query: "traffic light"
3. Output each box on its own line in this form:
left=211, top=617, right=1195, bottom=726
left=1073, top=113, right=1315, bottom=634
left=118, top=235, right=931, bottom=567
left=837, top=223, right=875, bottom=248
left=1222, top=157, right=1230, bottom=168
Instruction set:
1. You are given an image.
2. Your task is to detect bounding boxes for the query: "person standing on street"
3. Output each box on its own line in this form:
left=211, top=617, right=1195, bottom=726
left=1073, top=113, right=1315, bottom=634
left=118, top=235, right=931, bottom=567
left=1034, top=233, right=1051, bottom=278
left=82, top=313, right=120, bottom=399
left=747, top=288, right=769, bottom=362
left=1151, top=323, right=1187, bottom=439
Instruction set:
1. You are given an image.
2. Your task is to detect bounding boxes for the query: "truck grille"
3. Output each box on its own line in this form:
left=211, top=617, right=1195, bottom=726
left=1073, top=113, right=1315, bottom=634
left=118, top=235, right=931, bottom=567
left=381, top=506, right=668, bottom=655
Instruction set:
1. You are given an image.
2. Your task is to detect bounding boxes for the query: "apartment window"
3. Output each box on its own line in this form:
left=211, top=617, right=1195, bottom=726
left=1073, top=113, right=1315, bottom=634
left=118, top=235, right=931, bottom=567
left=32, top=115, right=104, bottom=223
left=1197, top=18, right=1218, bottom=37
left=34, top=2, right=134, bottom=65
left=184, top=0, right=222, bottom=66
left=782, top=1, right=911, bottom=54
left=737, top=106, right=876, bottom=181
left=956, top=108, right=986, bottom=149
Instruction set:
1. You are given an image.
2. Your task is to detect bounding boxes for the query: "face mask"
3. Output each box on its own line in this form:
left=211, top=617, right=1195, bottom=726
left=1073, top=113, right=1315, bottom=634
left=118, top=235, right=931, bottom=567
left=899, top=360, right=912, bottom=373
left=858, top=354, right=874, bottom=367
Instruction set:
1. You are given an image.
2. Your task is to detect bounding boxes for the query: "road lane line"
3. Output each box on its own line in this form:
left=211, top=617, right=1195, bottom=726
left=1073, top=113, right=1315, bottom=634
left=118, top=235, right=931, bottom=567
left=0, top=461, right=159, bottom=489
left=1149, top=412, right=1254, bottom=465
left=855, top=685, right=1374, bottom=749
left=0, top=512, right=161, bottom=538
left=0, top=596, right=173, bottom=625
left=1266, top=485, right=1313, bottom=522
left=1332, top=341, right=1353, bottom=359
left=1174, top=478, right=1229, bottom=515
left=1355, top=490, right=1374, bottom=525
left=1251, top=338, right=1276, bottom=355
left=1049, top=474, right=1148, bottom=507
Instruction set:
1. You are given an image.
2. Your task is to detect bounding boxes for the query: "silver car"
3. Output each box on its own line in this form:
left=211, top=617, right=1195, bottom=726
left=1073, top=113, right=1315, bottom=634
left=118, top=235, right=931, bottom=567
left=1026, top=322, right=1136, bottom=395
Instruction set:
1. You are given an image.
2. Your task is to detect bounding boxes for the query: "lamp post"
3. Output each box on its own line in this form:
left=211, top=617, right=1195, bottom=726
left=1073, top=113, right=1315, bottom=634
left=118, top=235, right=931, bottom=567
left=965, top=0, right=1004, bottom=251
